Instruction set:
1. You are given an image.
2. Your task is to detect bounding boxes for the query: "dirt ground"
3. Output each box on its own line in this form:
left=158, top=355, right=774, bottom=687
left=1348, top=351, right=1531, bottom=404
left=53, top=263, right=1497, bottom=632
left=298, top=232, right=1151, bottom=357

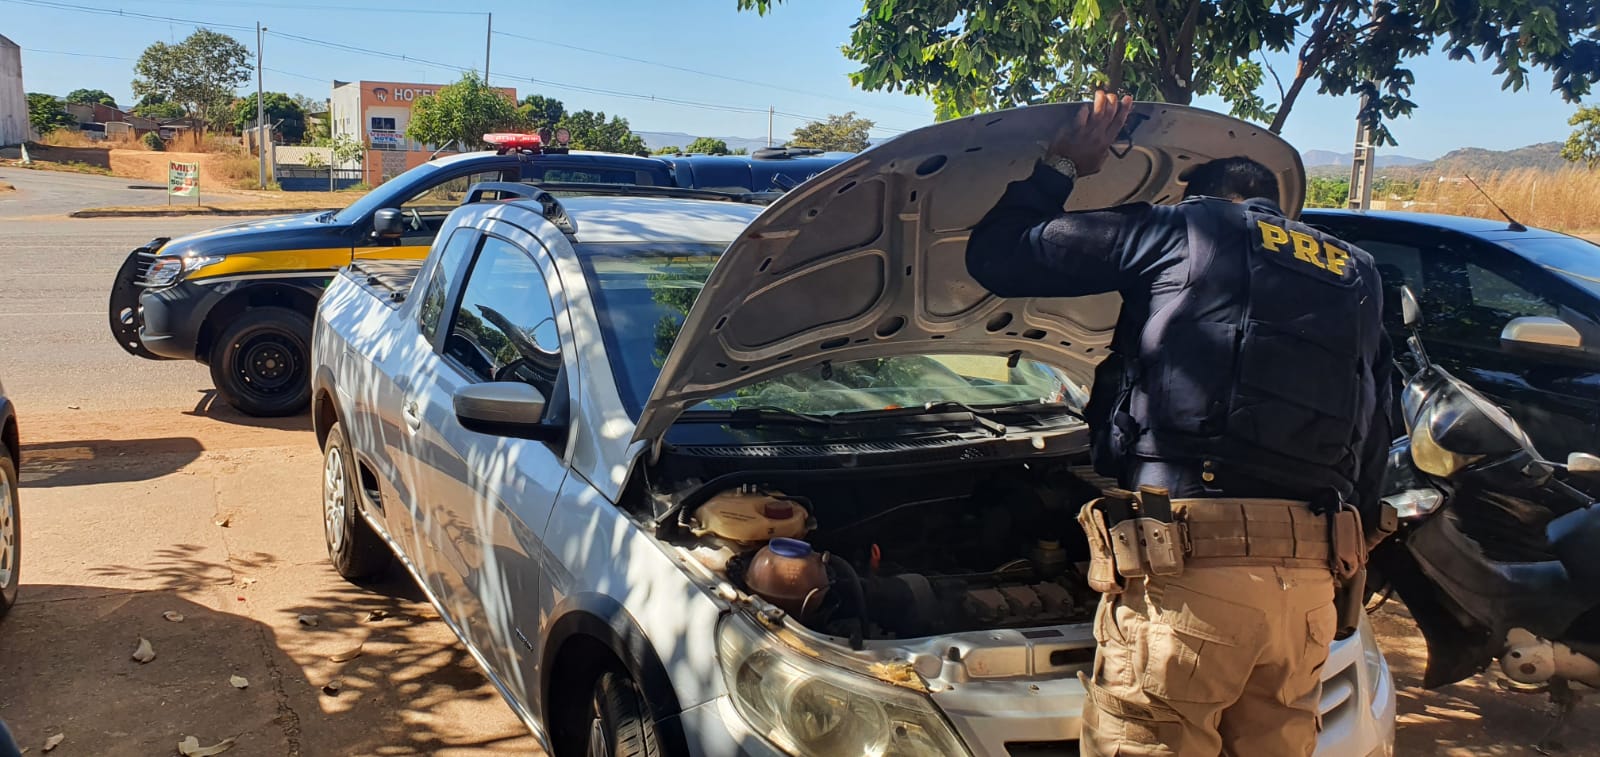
left=0, top=408, right=541, bottom=756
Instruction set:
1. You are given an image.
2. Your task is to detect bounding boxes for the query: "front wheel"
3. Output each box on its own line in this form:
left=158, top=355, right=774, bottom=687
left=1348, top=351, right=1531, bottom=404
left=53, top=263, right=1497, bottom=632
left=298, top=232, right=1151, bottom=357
left=209, top=307, right=312, bottom=417
left=322, top=421, right=391, bottom=581
left=585, top=671, right=661, bottom=757
left=0, top=455, right=19, bottom=619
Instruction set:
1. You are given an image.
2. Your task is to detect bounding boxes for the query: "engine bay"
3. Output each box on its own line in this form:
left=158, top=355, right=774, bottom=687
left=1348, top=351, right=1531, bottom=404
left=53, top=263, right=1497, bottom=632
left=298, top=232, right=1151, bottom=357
left=652, top=460, right=1103, bottom=642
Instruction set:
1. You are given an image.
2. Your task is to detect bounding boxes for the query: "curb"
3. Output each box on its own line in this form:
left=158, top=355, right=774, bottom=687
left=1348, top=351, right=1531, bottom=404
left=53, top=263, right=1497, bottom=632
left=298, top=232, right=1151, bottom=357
left=70, top=207, right=341, bottom=218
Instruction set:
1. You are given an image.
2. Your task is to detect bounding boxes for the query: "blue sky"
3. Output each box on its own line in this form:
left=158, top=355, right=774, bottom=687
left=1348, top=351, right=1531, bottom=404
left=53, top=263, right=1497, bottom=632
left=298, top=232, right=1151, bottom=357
left=6, top=0, right=1588, bottom=159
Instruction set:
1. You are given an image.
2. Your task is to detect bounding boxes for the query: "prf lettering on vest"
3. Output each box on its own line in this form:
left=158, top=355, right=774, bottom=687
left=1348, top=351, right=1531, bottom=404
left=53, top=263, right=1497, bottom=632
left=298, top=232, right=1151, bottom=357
left=1256, top=220, right=1349, bottom=276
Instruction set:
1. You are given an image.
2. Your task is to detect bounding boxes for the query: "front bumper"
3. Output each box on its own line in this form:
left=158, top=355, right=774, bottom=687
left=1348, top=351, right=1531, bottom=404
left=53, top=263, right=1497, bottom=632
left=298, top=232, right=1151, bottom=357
left=679, top=620, right=1396, bottom=757
left=135, top=281, right=225, bottom=361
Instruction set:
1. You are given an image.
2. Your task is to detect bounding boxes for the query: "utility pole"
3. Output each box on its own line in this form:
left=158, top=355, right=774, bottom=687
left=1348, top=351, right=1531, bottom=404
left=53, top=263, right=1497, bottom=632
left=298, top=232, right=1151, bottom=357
left=484, top=13, right=492, bottom=83
left=1347, top=89, right=1375, bottom=211
left=768, top=106, right=774, bottom=147
left=256, top=22, right=267, bottom=189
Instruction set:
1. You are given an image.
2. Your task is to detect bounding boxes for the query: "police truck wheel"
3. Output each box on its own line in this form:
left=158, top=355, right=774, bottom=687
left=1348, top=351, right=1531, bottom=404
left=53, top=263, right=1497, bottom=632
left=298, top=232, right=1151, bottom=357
left=0, top=455, right=20, bottom=619
left=584, top=671, right=661, bottom=757
left=322, top=421, right=391, bottom=580
left=209, top=307, right=312, bottom=417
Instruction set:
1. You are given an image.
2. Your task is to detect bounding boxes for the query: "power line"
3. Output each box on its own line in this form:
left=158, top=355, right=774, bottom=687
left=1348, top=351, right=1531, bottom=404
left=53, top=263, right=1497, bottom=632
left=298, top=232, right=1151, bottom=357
left=20, top=47, right=132, bottom=61
left=0, top=0, right=252, bottom=31
left=492, top=29, right=928, bottom=119
left=152, top=0, right=485, bottom=15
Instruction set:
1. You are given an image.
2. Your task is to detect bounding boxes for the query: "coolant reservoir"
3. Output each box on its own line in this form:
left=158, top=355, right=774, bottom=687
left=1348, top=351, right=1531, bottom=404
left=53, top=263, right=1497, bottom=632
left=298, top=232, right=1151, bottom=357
left=692, top=487, right=809, bottom=543
left=745, top=538, right=829, bottom=620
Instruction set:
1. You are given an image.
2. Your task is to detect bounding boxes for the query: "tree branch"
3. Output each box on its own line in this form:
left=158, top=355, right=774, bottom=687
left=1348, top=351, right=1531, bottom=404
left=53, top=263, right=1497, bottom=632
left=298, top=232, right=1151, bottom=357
left=1271, top=1, right=1346, bottom=132
left=1105, top=11, right=1130, bottom=91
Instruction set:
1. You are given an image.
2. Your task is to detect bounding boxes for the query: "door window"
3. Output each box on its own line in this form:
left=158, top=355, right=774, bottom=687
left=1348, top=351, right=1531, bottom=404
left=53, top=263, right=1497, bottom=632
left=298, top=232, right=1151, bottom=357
left=417, top=229, right=477, bottom=340
left=443, top=236, right=563, bottom=402
left=401, top=170, right=508, bottom=212
left=1348, top=238, right=1423, bottom=332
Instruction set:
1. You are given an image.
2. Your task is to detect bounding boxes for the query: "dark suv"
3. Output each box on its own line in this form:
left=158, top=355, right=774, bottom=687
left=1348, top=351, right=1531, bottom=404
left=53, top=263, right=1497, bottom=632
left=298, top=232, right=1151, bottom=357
left=1305, top=209, right=1600, bottom=459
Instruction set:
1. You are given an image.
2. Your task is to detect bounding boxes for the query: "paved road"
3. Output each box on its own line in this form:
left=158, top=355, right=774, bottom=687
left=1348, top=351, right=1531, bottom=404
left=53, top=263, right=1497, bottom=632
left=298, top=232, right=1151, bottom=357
left=0, top=165, right=232, bottom=218
left=0, top=212, right=536, bottom=755
left=0, top=175, right=1595, bottom=755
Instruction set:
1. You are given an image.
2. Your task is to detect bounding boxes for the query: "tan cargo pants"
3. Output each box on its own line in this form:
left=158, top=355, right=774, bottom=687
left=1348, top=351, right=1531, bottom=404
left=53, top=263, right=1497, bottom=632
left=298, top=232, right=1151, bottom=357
left=1079, top=564, right=1338, bottom=757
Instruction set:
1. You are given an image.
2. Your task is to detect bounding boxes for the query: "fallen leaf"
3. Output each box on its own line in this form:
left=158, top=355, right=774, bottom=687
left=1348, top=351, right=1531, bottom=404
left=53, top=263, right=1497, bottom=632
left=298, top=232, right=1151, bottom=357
left=65, top=405, right=79, bottom=410
left=176, top=735, right=237, bottom=756
left=132, top=637, right=156, bottom=663
left=321, top=679, right=342, bottom=696
left=163, top=611, right=185, bottom=622
left=364, top=610, right=388, bottom=622
left=213, top=516, right=231, bottom=528
left=229, top=675, right=248, bottom=689
left=329, top=643, right=363, bottom=662
left=296, top=614, right=319, bottom=627
left=42, top=733, right=63, bottom=752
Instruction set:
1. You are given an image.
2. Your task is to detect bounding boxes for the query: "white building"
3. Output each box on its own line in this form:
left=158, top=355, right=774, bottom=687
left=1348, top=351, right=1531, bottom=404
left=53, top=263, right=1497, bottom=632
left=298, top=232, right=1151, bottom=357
left=0, top=35, right=27, bottom=146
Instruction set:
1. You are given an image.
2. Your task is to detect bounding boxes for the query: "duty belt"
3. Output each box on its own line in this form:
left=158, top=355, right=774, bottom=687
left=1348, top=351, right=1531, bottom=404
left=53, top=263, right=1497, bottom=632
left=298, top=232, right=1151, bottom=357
left=1077, top=485, right=1359, bottom=594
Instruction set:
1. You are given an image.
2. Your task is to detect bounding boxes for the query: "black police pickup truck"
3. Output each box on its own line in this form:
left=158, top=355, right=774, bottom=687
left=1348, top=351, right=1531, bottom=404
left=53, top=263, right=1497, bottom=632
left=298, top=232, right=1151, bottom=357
left=108, top=138, right=846, bottom=416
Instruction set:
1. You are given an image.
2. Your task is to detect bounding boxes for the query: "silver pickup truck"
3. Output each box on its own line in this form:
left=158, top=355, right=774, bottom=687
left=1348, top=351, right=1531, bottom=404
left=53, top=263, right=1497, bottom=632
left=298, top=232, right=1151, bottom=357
left=310, top=103, right=1396, bottom=757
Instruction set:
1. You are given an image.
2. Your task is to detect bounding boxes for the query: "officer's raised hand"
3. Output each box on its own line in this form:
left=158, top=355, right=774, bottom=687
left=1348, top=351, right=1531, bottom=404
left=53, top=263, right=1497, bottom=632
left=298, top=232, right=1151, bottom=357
left=1049, top=90, right=1134, bottom=176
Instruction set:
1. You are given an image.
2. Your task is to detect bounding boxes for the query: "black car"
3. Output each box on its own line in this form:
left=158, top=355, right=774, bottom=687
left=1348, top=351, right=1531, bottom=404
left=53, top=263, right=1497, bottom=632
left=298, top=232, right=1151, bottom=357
left=1304, top=209, right=1600, bottom=459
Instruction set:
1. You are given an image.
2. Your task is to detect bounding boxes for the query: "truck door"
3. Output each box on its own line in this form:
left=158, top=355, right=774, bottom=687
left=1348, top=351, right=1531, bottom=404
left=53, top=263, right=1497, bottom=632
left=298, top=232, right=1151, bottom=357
left=398, top=227, right=573, bottom=708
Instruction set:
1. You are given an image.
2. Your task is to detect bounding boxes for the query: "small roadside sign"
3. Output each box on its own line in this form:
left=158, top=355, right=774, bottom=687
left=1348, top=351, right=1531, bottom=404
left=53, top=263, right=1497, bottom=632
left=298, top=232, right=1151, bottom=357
left=168, top=161, right=200, bottom=206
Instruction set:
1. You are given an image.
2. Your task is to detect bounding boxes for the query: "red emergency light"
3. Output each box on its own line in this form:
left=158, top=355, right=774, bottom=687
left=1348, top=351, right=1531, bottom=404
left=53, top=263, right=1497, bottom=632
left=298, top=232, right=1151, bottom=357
left=484, top=133, right=543, bottom=154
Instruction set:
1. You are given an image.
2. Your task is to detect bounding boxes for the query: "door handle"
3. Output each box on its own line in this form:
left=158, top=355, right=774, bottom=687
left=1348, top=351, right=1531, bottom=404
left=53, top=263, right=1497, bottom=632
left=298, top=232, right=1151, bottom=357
left=403, top=399, right=423, bottom=431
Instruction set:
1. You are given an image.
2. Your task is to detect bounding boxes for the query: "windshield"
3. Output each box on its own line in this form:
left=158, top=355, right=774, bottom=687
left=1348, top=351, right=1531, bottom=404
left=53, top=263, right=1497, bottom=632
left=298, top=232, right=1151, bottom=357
left=1499, top=236, right=1600, bottom=297
left=330, top=161, right=441, bottom=224
left=575, top=243, right=1086, bottom=420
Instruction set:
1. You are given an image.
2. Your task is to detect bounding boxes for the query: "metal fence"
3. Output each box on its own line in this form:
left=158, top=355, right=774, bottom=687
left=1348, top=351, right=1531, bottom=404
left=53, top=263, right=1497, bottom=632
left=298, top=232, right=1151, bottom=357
left=275, top=166, right=364, bottom=192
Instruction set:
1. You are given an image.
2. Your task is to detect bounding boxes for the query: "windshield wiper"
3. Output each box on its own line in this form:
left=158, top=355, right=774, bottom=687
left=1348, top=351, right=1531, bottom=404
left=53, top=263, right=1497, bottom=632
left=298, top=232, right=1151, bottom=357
left=680, top=405, right=835, bottom=427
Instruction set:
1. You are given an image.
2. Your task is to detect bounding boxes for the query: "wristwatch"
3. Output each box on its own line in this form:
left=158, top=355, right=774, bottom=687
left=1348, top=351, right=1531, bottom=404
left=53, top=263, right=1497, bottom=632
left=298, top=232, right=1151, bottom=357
left=1046, top=156, right=1078, bottom=182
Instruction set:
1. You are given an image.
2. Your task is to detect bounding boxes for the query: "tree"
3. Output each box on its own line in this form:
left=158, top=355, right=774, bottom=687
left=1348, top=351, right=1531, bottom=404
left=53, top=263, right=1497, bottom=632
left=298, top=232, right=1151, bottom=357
left=739, top=0, right=1600, bottom=145
left=558, top=110, right=648, bottom=154
left=519, top=94, right=566, bottom=131
left=790, top=112, right=873, bottom=152
left=64, top=88, right=116, bottom=107
left=131, top=94, right=185, bottom=120
left=406, top=71, right=525, bottom=150
left=685, top=137, right=731, bottom=155
left=732, top=147, right=749, bottom=155
left=1563, top=106, right=1600, bottom=170
left=132, top=28, right=252, bottom=131
left=309, top=133, right=366, bottom=166
left=26, top=93, right=75, bottom=135
left=652, top=145, right=683, bottom=155
left=232, top=92, right=306, bottom=143
left=1305, top=176, right=1350, bottom=208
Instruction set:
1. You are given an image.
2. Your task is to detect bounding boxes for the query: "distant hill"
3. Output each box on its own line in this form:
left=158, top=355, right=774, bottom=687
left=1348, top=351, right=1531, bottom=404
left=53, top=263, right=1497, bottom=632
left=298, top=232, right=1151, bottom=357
left=1425, top=142, right=1567, bottom=174
left=633, top=131, right=894, bottom=154
left=1301, top=149, right=1428, bottom=168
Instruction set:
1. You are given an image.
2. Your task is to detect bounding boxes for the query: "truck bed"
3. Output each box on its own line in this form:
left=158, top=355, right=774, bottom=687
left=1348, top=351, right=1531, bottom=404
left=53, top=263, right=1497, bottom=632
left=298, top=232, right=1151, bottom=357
left=345, top=259, right=423, bottom=310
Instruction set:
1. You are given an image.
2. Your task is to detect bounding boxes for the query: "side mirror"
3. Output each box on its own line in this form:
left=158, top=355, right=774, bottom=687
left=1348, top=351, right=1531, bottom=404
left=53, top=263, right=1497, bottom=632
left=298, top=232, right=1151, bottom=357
left=1568, top=452, right=1600, bottom=475
left=453, top=382, right=563, bottom=441
left=1400, top=286, right=1421, bottom=329
left=1501, top=316, right=1582, bottom=353
left=372, top=208, right=406, bottom=239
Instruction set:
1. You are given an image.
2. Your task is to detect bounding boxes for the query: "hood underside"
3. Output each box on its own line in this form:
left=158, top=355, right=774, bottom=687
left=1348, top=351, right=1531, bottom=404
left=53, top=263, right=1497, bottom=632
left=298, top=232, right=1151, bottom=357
left=632, top=102, right=1305, bottom=445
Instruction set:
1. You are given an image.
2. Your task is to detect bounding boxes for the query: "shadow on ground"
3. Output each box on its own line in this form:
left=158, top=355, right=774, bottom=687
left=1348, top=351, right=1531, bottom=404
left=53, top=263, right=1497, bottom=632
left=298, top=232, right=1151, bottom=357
left=19, top=437, right=204, bottom=487
left=0, top=570, right=537, bottom=756
left=186, top=390, right=312, bottom=432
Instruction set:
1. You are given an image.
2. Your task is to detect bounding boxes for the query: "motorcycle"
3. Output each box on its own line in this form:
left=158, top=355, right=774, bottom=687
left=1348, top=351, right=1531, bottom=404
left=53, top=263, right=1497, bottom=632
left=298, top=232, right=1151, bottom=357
left=1370, top=286, right=1600, bottom=747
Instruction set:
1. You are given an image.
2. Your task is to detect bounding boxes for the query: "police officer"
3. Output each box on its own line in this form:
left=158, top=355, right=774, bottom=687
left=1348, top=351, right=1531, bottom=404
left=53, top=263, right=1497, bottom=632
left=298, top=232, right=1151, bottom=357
left=968, top=92, right=1392, bottom=757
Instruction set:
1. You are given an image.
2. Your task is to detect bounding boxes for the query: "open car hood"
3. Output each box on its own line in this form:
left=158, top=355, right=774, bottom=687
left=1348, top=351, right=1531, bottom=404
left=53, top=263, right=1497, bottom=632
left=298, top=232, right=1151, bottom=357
left=632, top=102, right=1305, bottom=445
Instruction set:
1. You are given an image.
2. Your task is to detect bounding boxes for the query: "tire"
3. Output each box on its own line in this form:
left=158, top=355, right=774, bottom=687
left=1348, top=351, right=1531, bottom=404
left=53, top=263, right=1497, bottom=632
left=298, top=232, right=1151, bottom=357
left=209, top=307, right=313, bottom=417
left=321, top=421, right=391, bottom=581
left=584, top=671, right=662, bottom=757
left=0, top=455, right=19, bottom=620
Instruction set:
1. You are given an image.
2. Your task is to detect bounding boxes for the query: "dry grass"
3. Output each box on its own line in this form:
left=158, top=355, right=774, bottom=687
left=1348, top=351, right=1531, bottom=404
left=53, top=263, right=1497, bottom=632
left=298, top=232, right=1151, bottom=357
left=1408, top=168, right=1600, bottom=233
left=39, top=130, right=150, bottom=150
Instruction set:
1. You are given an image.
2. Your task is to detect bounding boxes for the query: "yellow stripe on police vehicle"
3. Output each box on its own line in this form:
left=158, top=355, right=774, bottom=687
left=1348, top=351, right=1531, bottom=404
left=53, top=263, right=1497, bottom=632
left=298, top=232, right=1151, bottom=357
left=1256, top=220, right=1351, bottom=276
left=184, top=245, right=433, bottom=282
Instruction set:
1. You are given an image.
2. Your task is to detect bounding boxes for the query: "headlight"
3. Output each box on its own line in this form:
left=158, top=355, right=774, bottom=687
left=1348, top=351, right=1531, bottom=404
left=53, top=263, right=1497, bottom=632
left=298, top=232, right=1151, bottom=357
left=1410, top=419, right=1481, bottom=477
left=1380, top=488, right=1442, bottom=520
left=717, top=614, right=969, bottom=757
left=143, top=255, right=223, bottom=287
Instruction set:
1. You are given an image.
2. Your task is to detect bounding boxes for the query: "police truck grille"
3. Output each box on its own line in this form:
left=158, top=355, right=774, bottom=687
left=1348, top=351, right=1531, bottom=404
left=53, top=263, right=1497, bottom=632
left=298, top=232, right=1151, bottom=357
left=132, top=253, right=162, bottom=287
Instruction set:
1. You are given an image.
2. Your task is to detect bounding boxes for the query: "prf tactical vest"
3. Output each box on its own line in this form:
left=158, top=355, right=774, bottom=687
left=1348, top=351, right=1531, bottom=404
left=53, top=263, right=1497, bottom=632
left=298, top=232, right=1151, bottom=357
left=1086, top=197, right=1385, bottom=501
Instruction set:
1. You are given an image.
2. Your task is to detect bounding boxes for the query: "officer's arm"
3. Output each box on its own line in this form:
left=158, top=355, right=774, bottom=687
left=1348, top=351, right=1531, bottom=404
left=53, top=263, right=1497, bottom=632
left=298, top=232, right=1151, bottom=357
left=1355, top=304, right=1397, bottom=519
left=966, top=162, right=1168, bottom=298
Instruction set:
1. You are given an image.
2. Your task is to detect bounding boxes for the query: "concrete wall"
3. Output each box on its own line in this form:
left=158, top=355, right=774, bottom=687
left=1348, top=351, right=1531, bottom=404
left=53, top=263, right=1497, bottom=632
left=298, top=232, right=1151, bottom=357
left=0, top=36, right=27, bottom=146
left=275, top=145, right=333, bottom=166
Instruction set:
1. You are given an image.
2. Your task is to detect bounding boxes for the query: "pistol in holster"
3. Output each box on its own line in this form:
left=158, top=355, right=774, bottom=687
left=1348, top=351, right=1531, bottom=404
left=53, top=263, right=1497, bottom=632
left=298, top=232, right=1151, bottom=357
left=1077, top=486, right=1187, bottom=595
left=1329, top=501, right=1367, bottom=641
